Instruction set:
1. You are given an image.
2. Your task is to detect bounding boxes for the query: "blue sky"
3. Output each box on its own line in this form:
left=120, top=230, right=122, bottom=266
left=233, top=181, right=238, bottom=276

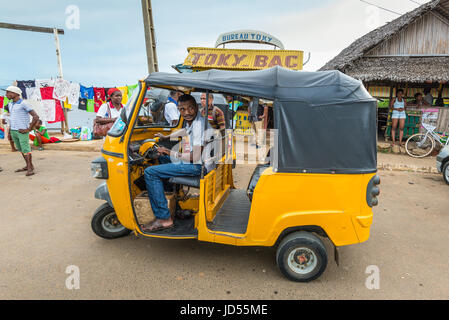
left=0, top=0, right=421, bottom=88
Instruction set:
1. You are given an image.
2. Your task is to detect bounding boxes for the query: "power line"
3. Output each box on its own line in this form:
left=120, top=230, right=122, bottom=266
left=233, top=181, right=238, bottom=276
left=359, top=0, right=402, bottom=15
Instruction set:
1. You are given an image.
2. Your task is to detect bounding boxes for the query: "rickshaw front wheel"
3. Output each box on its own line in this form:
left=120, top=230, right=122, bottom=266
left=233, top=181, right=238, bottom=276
left=276, top=231, right=328, bottom=282
left=91, top=203, right=132, bottom=239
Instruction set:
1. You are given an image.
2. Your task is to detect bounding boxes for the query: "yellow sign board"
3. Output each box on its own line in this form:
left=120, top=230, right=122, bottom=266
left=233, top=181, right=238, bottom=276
left=184, top=47, right=303, bottom=71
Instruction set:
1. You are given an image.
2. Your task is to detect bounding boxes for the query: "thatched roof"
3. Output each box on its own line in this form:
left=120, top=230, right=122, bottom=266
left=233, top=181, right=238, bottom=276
left=342, top=56, right=449, bottom=83
left=319, top=0, right=449, bottom=81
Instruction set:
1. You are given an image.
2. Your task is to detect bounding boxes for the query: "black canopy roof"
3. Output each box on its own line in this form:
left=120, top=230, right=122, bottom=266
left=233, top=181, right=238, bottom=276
left=145, top=66, right=375, bottom=105
left=145, top=67, right=377, bottom=174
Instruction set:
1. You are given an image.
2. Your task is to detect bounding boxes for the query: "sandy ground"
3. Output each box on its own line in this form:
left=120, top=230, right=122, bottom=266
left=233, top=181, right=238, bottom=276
left=0, top=149, right=448, bottom=300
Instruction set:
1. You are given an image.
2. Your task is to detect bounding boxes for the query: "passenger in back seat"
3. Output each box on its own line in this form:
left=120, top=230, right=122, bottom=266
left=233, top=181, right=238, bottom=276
left=142, top=94, right=212, bottom=232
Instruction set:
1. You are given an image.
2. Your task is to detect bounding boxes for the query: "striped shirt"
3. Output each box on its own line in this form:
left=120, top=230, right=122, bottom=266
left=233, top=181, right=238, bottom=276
left=9, top=99, right=33, bottom=130
left=203, top=106, right=225, bottom=130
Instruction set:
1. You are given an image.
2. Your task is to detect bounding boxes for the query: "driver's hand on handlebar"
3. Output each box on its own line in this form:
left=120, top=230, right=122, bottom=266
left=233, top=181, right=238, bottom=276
left=154, top=133, right=168, bottom=140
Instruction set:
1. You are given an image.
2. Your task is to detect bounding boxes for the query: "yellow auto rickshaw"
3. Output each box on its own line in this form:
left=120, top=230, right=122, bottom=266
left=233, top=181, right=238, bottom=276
left=90, top=66, right=380, bottom=282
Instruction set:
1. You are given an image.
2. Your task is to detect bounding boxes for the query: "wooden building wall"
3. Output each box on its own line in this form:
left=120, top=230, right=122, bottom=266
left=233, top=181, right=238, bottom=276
left=367, top=12, right=449, bottom=56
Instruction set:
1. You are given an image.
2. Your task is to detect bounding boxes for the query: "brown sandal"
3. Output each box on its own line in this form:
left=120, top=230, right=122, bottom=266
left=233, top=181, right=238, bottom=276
left=142, top=219, right=174, bottom=232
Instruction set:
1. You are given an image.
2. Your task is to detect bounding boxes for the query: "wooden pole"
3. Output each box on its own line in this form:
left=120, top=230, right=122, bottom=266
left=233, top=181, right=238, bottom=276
left=53, top=28, right=69, bottom=134
left=141, top=0, right=158, bottom=73
left=0, top=22, right=68, bottom=133
left=0, top=22, right=64, bottom=35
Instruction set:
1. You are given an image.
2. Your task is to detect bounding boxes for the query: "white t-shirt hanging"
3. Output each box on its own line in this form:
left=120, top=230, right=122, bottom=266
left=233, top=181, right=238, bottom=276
left=27, top=87, right=42, bottom=102
left=53, top=78, right=71, bottom=101
left=35, top=79, right=55, bottom=89
left=68, top=82, right=80, bottom=106
left=97, top=102, right=122, bottom=119
left=42, top=99, right=56, bottom=122
left=25, top=99, right=47, bottom=124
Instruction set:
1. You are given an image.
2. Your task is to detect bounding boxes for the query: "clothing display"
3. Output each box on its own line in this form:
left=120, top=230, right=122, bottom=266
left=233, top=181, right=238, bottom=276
left=40, top=87, right=54, bottom=100
left=68, top=82, right=80, bottom=106
left=94, top=87, right=106, bottom=113
left=1, top=79, right=135, bottom=125
left=117, top=86, right=128, bottom=104
left=127, top=84, right=138, bottom=98
left=27, top=87, right=42, bottom=101
left=3, top=97, right=10, bottom=107
left=53, top=78, right=71, bottom=101
left=35, top=79, right=55, bottom=88
left=64, top=99, right=72, bottom=110
left=48, top=100, right=65, bottom=124
left=94, top=87, right=106, bottom=102
left=86, top=99, right=95, bottom=113
left=80, top=85, right=94, bottom=100
left=42, top=99, right=56, bottom=123
left=104, top=87, right=113, bottom=100
left=17, top=80, right=35, bottom=99
left=78, top=98, right=87, bottom=111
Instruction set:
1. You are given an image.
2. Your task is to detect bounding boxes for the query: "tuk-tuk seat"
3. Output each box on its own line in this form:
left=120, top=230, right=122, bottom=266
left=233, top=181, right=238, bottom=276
left=169, top=176, right=201, bottom=188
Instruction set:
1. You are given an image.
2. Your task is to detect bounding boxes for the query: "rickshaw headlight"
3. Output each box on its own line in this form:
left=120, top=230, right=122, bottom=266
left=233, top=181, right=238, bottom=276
left=91, top=157, right=108, bottom=179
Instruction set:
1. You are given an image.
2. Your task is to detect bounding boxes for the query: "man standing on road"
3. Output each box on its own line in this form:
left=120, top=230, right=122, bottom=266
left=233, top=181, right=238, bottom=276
left=5, top=86, right=39, bottom=176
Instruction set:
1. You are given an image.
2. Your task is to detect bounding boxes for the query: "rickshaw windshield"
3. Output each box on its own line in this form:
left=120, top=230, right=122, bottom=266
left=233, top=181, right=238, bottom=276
left=108, top=83, right=141, bottom=137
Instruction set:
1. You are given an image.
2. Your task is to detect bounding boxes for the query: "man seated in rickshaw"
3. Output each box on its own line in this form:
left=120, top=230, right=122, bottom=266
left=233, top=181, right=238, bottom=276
left=142, top=94, right=212, bottom=232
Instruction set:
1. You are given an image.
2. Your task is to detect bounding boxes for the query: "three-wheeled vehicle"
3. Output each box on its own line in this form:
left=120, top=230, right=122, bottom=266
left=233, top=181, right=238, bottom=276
left=90, top=67, right=380, bottom=282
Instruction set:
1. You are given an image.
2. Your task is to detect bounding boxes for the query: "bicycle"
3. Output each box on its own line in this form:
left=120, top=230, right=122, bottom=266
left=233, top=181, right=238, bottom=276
left=405, top=122, right=449, bottom=158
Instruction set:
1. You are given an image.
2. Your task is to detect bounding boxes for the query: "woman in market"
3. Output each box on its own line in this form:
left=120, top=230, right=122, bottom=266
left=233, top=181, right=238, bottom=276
left=389, top=89, right=407, bottom=147
left=411, top=92, right=430, bottom=108
left=94, top=88, right=123, bottom=138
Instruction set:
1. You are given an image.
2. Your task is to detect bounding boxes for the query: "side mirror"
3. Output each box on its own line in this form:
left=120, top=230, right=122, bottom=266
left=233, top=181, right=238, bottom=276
left=120, top=108, right=127, bottom=124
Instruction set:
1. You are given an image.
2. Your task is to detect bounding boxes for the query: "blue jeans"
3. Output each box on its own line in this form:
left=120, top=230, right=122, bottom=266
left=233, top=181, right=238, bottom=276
left=144, top=156, right=202, bottom=220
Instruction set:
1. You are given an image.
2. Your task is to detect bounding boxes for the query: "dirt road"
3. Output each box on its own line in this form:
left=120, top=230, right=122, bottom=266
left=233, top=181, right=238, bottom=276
left=0, top=150, right=448, bottom=299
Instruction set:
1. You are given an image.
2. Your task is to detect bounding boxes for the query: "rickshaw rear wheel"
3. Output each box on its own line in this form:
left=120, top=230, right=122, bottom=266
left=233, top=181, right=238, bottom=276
left=276, top=231, right=328, bottom=282
left=91, top=203, right=132, bottom=239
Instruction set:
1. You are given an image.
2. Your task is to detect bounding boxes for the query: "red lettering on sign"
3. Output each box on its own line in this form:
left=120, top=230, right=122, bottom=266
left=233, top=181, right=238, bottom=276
left=232, top=54, right=247, bottom=66
left=285, top=55, right=298, bottom=68
left=254, top=55, right=269, bottom=68
left=191, top=53, right=205, bottom=65
left=204, top=54, right=218, bottom=65
left=268, top=56, right=283, bottom=68
left=217, top=54, right=231, bottom=66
